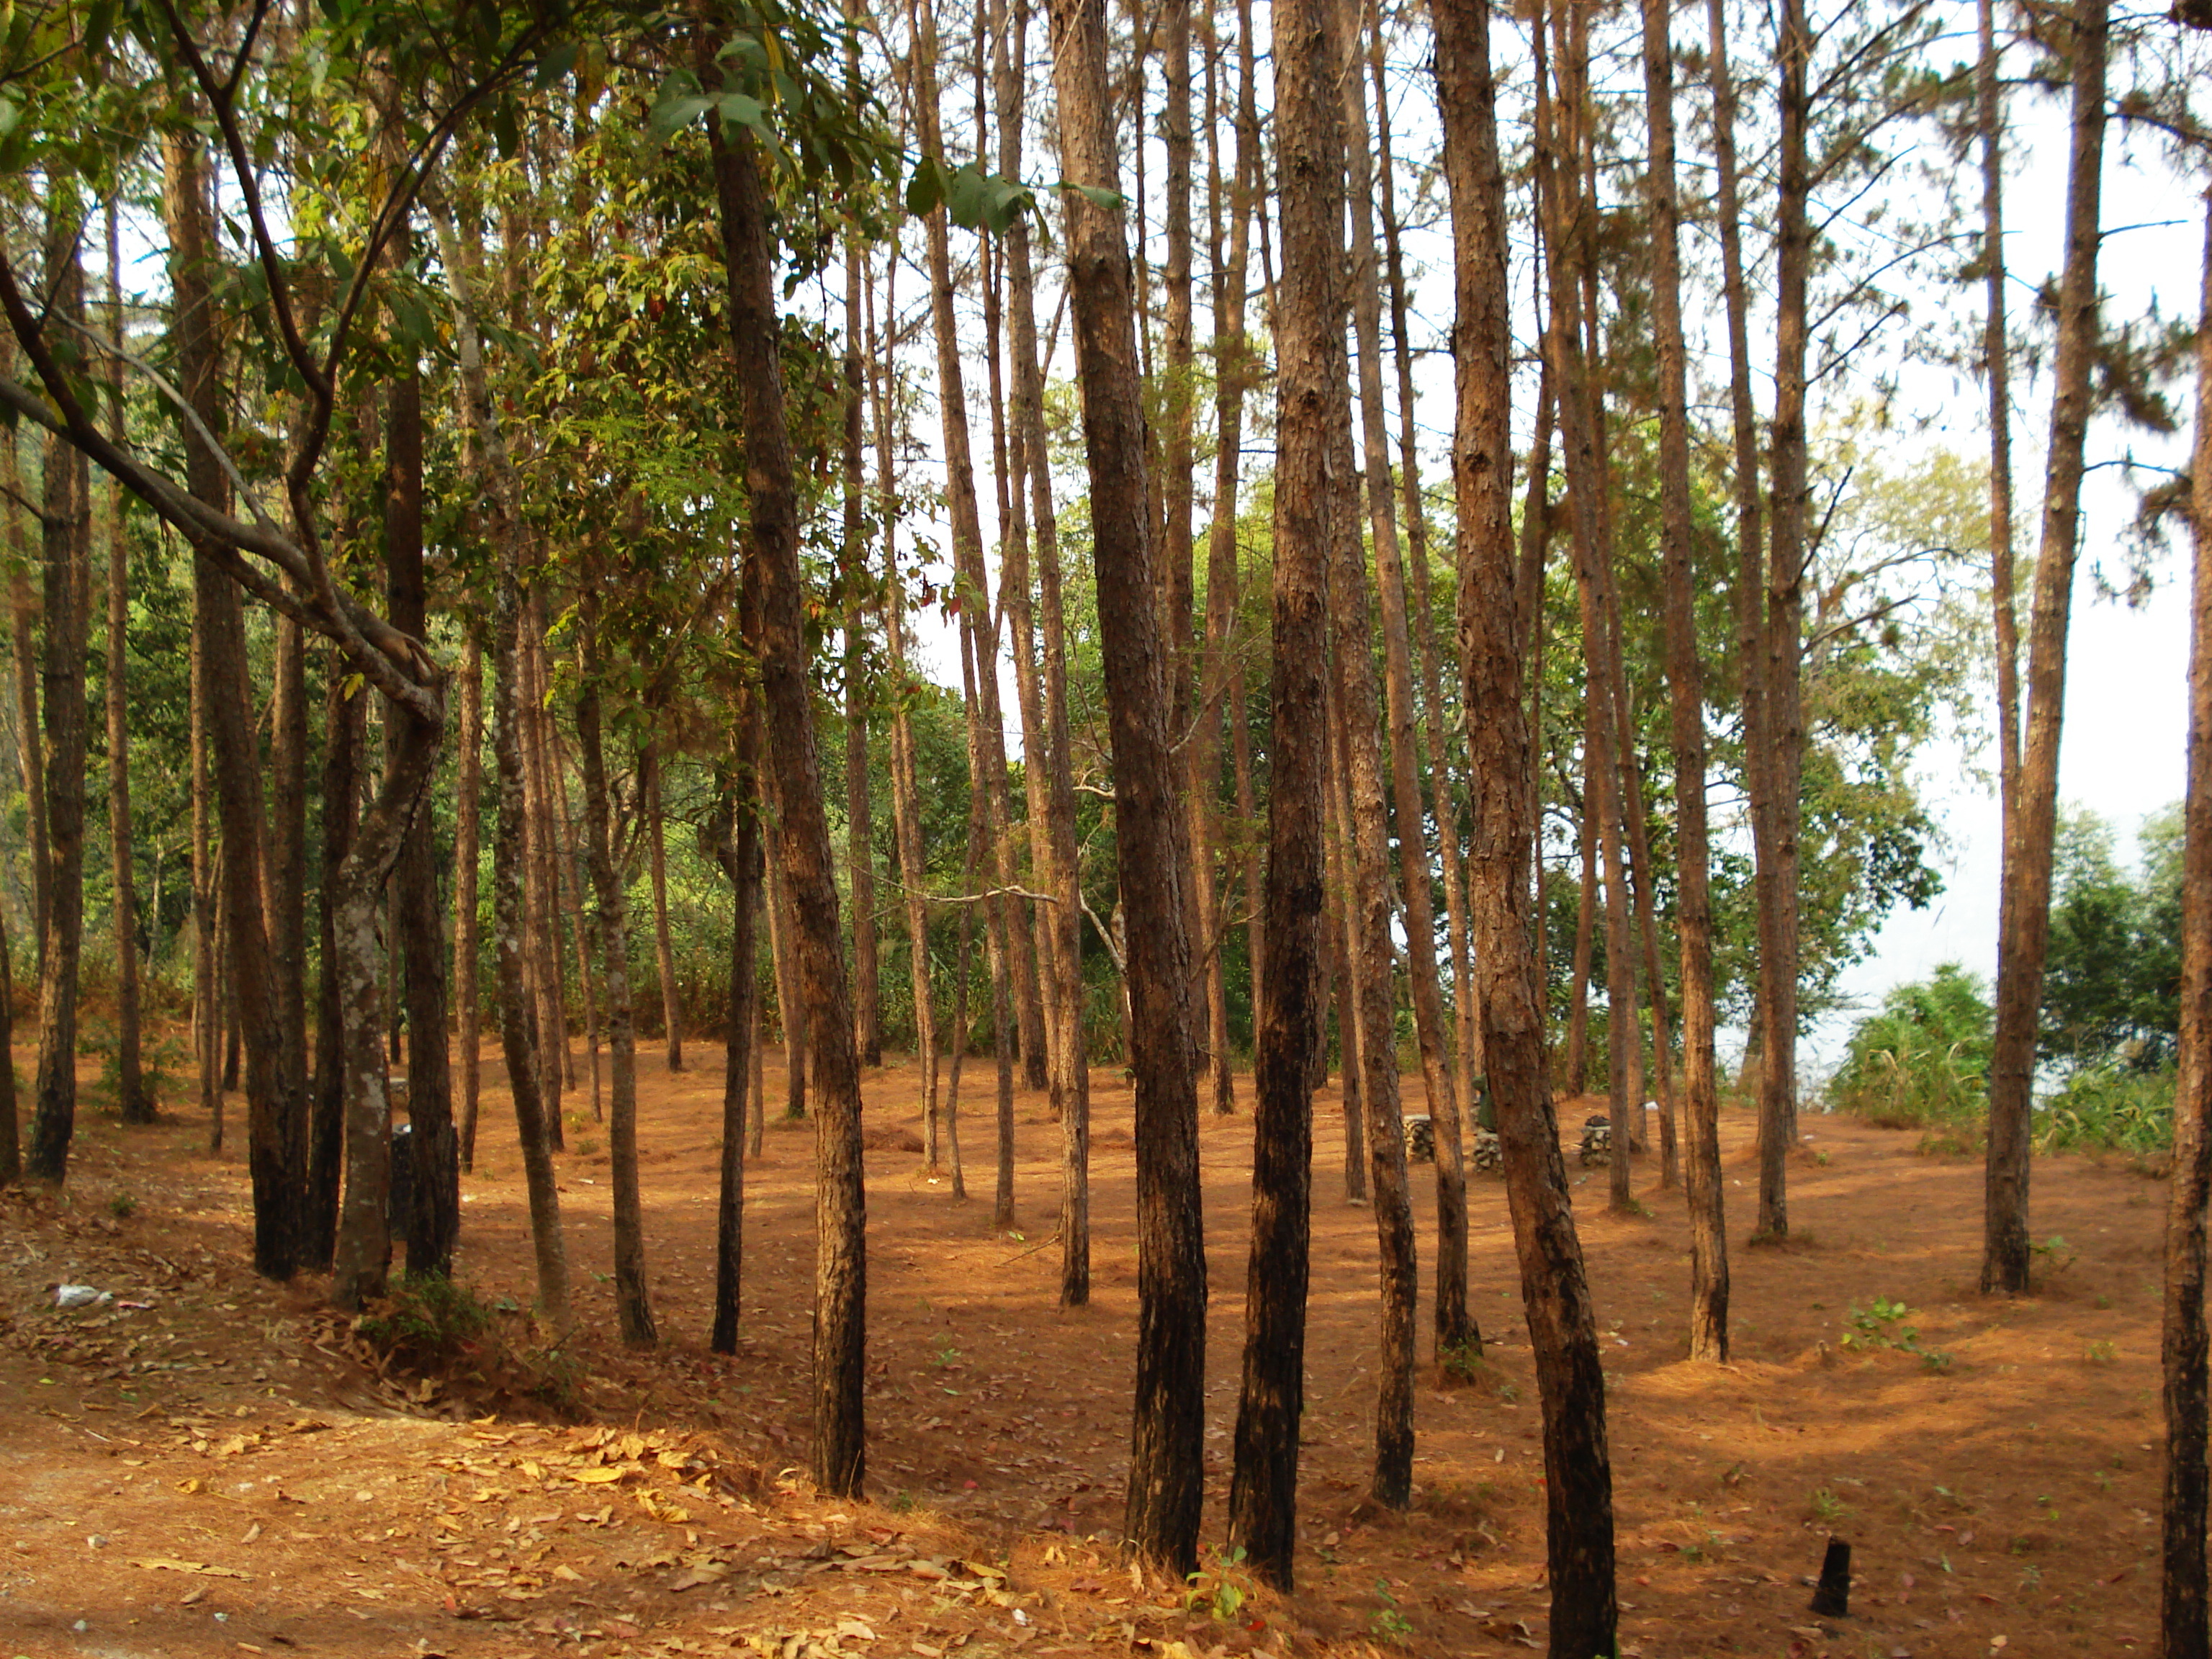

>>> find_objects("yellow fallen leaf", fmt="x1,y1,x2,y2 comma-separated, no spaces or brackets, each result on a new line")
552,1564,583,1582
570,1467,624,1484
132,1558,253,1580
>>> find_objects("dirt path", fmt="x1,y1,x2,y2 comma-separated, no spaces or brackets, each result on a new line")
0,1042,2172,1657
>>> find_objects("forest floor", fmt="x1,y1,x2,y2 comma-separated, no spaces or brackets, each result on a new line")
0,1039,2178,1659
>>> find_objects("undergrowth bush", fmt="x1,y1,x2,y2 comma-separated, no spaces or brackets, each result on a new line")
2038,1061,2175,1157
1828,965,1992,1133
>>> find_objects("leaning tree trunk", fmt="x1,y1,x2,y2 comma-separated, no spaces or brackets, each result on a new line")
1225,0,1330,1578
1437,1,1617,1649
426,184,567,1323
706,90,870,1503
1047,0,1207,1574
1985,0,2108,1296
1642,0,1728,1360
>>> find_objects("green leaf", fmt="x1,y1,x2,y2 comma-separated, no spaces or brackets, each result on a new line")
1059,181,1125,212
533,41,578,91
491,96,520,161
946,163,986,230
648,89,714,144
904,158,943,217
716,91,765,135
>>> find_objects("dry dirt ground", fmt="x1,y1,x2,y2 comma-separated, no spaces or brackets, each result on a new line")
0,1039,2180,1659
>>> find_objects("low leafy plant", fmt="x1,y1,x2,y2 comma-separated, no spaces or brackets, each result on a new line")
1839,1298,1953,1372
356,1273,495,1369
1368,1578,1413,1646
1184,1545,1255,1624
107,1192,137,1219
2038,1061,2175,1157
1829,966,1992,1134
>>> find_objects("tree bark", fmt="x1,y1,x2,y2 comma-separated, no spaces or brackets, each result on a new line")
24,198,89,1190
102,200,151,1126
707,95,869,1502
1755,0,1816,1236
578,608,657,1347
427,182,567,1323
841,220,881,1072
1979,0,2021,837
1642,0,1728,1359
1225,0,1331,1575
309,655,361,1267
455,637,485,1169
709,622,765,1353
765,809,807,1118
1046,0,1206,1572
1344,3,1472,1357
1986,0,2108,1295
1435,1,1617,1646
645,745,685,1071
2161,185,2212,1659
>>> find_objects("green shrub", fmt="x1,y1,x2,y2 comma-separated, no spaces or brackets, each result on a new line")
2038,1060,2174,1156
1828,965,1992,1131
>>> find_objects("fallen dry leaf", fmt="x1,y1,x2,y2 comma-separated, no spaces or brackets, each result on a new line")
132,1557,253,1580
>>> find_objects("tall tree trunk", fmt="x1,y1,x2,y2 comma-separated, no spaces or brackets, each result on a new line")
1563,790,1596,1092
644,745,685,1071
1434,1,1617,1647
309,655,360,1266
1047,0,1206,1573
2161,186,2212,1659
577,608,657,1347
384,243,458,1281
993,0,1093,1290
1344,4,1471,1357
8,469,47,970
1190,0,1252,1123
455,637,484,1169
192,587,219,1148
1327,694,1367,1200
1985,0,2108,1295
1979,0,2021,835
158,134,307,1273
522,611,570,1126
1755,0,1816,1236
912,0,1025,1172
1375,34,1478,1150
1226,0,1331,1575
102,199,150,1126
1705,0,1770,1129
550,728,605,1124
765,810,807,1118
709,613,765,1353
706,91,869,1502
24,198,88,1189
842,220,881,1072
426,183,567,1322
1540,3,1636,1214
1642,0,1727,1358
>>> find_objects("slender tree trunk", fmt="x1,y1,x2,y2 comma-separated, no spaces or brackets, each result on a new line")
577,607,656,1347
1375,35,1478,1147
707,91,870,1502
455,637,484,1169
2161,186,2212,1659
0,853,16,1184
309,655,360,1266
1344,7,1470,1356
1705,0,1771,1137
549,728,605,1124
1979,0,2021,837
644,745,685,1071
1047,0,1206,1572
1327,696,1367,1200
159,135,308,1274
1986,0,2108,1295
842,222,881,1073
384,251,459,1281
25,199,88,1190
1435,1,1617,1646
427,184,567,1322
192,590,219,1148
1754,0,1816,1236
1539,7,1635,1214
710,624,765,1353
522,612,570,1126
1642,0,1727,1358
9,492,46,971
765,811,807,1118
102,201,150,1126
1563,788,1596,1092
1225,0,1331,1575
